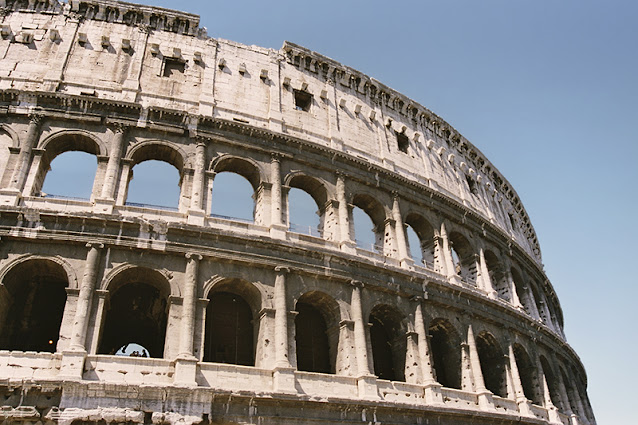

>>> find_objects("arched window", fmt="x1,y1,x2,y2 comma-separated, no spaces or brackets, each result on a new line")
41,151,98,200
204,292,254,366
484,250,510,300
352,194,385,253
286,175,328,238
369,305,404,382
511,268,534,315
0,259,68,352
210,172,255,222
294,291,339,374
404,213,435,268
559,366,579,415
127,160,181,209
530,284,549,324
99,268,170,358
540,355,564,410
475,332,507,397
428,319,461,389
448,232,477,284
513,344,541,404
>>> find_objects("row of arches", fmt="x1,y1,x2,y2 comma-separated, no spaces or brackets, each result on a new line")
2,126,562,334
0,256,590,421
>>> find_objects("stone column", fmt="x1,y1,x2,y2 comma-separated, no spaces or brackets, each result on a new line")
21,148,44,197
175,253,201,386
413,297,443,404
337,173,355,252
467,324,494,410
69,242,104,351
115,159,133,206
187,141,207,225
507,343,533,416
350,280,378,399
100,124,127,200
433,234,447,275
478,248,497,299
8,114,42,193
270,154,286,238
392,194,411,265
273,266,295,393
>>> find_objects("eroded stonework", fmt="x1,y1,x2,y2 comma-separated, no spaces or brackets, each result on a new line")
0,1,594,424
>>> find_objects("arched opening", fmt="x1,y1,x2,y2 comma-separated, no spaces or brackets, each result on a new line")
126,160,181,209
513,343,541,404
483,250,510,300
559,366,579,415
35,133,102,198
404,213,435,268
98,267,170,358
0,129,14,187
211,172,255,222
204,292,253,366
294,291,340,374
41,151,98,200
530,284,549,324
476,332,507,397
428,319,461,389
540,356,564,410
448,232,477,284
204,278,261,366
369,304,405,382
0,259,68,352
511,268,534,315
287,175,328,238
352,194,385,253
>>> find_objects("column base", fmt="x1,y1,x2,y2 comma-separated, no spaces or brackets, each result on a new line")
0,188,21,206
548,406,563,425
59,350,87,381
187,208,206,226
476,389,495,411
273,367,297,394
357,375,380,400
174,356,198,387
93,197,115,215
516,398,534,417
422,381,444,405
569,413,581,425
340,240,357,254
269,224,288,240
399,257,415,270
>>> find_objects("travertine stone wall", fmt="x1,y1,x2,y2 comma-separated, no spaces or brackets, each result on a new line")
0,2,594,425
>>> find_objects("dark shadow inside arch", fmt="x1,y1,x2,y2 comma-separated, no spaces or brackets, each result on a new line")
204,291,254,366
511,268,534,315
484,250,510,300
513,343,541,404
294,291,339,374
98,268,170,358
0,259,68,352
476,332,507,397
428,318,461,389
369,304,405,382
448,232,477,284
540,355,564,410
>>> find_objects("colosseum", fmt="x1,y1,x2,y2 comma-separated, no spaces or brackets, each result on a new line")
0,1,595,424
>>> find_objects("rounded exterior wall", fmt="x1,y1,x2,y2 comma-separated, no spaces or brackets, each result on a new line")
0,1,594,425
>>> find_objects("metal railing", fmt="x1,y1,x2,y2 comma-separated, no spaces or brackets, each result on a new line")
288,223,322,238
210,213,254,223
125,202,179,212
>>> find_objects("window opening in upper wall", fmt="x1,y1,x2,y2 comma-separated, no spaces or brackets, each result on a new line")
396,130,409,153
508,213,516,230
162,57,185,77
466,175,477,195
294,90,312,112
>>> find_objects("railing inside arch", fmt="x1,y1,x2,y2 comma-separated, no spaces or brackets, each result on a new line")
210,213,254,223
42,193,91,202
355,240,384,254
288,223,322,238
125,202,179,212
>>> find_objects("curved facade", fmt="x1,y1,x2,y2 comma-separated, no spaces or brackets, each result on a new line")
0,1,595,425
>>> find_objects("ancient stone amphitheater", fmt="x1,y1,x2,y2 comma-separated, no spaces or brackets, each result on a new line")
0,1,595,424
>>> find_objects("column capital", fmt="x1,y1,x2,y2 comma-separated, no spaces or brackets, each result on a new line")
270,152,282,162
85,242,104,250
274,265,290,274
391,190,400,200
349,279,364,288
185,252,203,261
28,112,44,125
108,121,128,133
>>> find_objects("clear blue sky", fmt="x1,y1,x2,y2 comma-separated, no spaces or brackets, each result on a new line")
45,1,637,423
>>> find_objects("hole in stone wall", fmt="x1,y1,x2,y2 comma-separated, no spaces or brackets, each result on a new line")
162,57,185,77
466,175,477,195
396,130,409,153
294,89,312,112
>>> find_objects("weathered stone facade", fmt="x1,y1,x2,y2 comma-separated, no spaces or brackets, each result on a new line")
0,1,595,424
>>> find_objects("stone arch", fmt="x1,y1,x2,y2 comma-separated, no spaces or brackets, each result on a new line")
513,343,541,404
351,192,388,252
511,267,534,315
98,265,172,358
475,331,507,397
0,254,79,290
294,291,341,374
285,172,329,236
539,355,564,410
483,250,510,300
202,275,266,312
0,124,21,149
529,283,549,324
100,263,180,297
210,154,264,191
127,140,187,170
0,257,70,352
448,231,477,284
368,303,406,382
34,130,106,196
203,277,264,366
428,318,462,389
559,364,579,415
404,212,435,267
